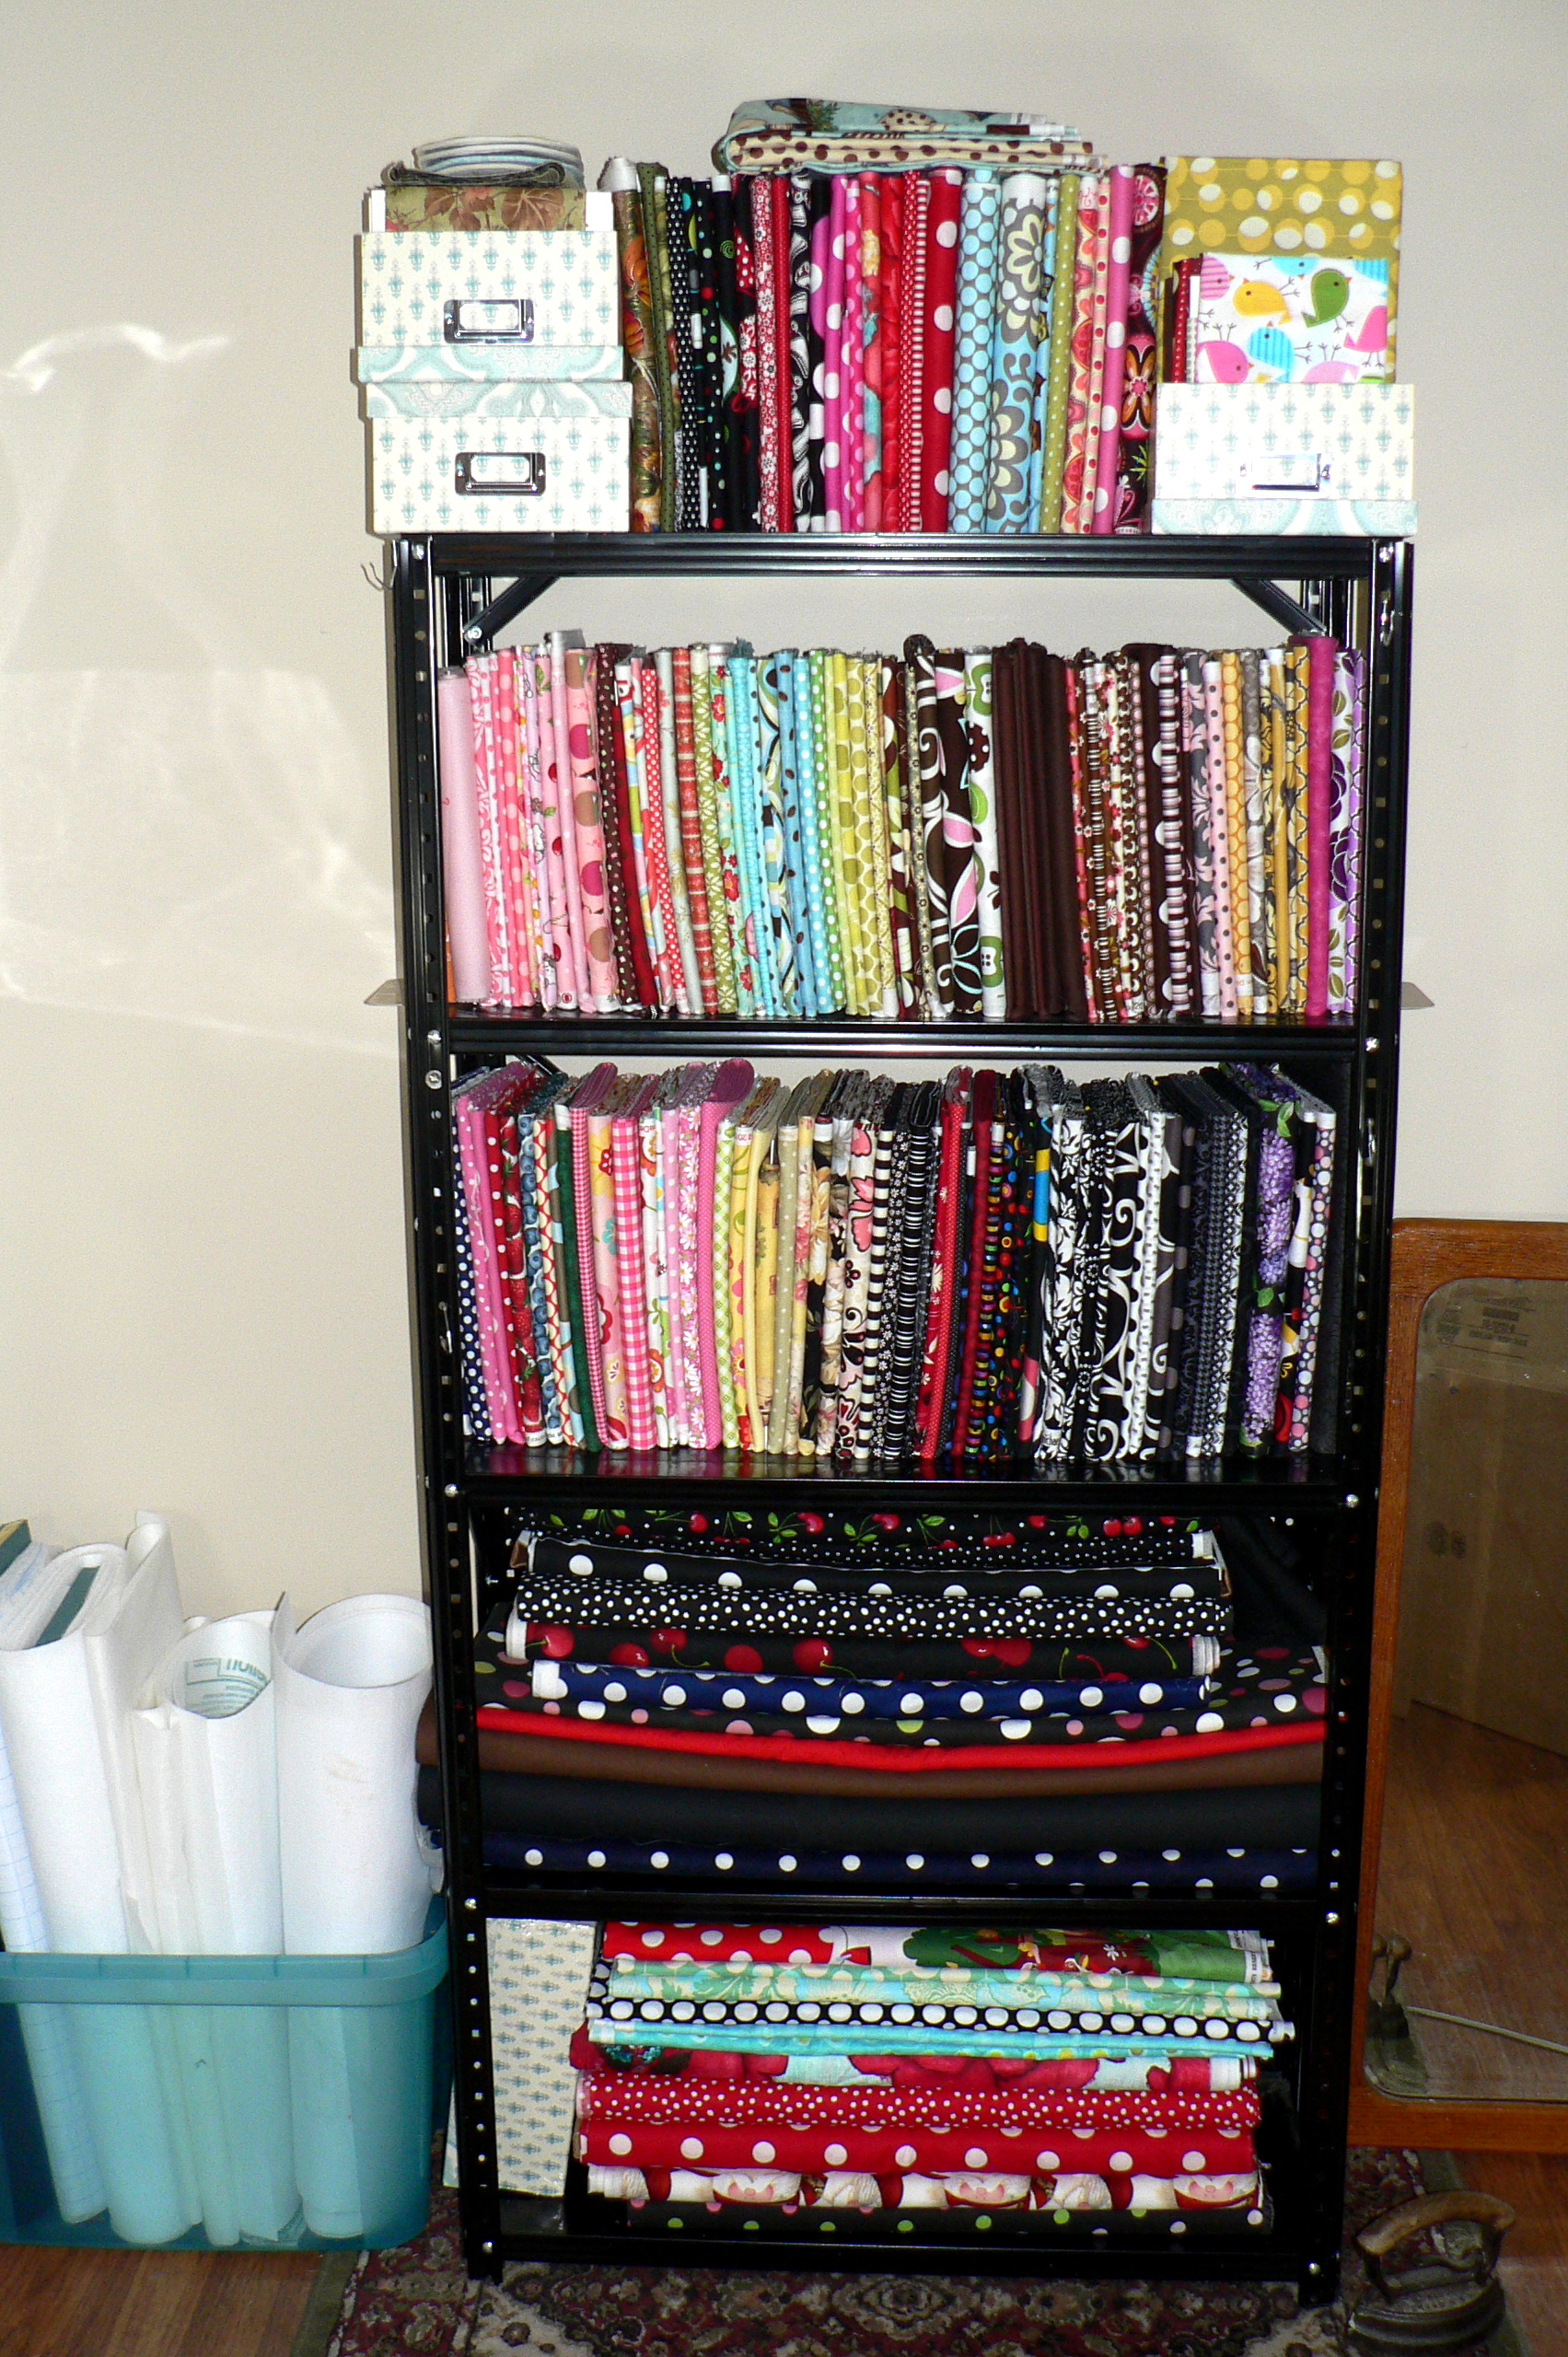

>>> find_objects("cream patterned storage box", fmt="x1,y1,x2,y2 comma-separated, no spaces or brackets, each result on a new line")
1151,382,1415,535
367,391,632,533
357,228,619,352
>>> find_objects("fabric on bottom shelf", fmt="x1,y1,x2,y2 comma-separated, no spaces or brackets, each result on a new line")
597,1924,1272,1977
420,1761,1320,1854
581,2121,1258,2180
578,2046,1253,2093
578,2075,1260,2137
439,1917,597,2199
586,2164,1260,2213
586,2003,1279,2061
571,1907,1280,2240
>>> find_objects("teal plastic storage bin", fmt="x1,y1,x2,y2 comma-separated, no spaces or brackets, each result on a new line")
0,1914,447,2251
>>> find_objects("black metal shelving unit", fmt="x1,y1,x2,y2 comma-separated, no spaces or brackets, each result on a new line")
388,531,1411,2298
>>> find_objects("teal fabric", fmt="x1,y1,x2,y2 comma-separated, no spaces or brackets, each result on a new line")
587,2023,1278,2061
752,659,799,1014
947,170,1003,533
600,1967,1274,2020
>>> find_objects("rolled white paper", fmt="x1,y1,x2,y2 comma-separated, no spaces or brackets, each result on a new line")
0,1517,194,2243
132,1608,283,1956
273,1593,435,1956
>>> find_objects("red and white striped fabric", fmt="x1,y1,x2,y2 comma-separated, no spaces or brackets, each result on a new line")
610,1090,658,1451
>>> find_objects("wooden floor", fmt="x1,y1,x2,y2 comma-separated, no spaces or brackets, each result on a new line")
1372,1701,1568,2102
0,2245,320,2357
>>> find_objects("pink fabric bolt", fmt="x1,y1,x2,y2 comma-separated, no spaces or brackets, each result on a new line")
1306,636,1336,1021
436,670,492,1004
695,1060,756,1446
548,635,594,1008
822,176,849,533
564,646,616,1008
1090,166,1136,536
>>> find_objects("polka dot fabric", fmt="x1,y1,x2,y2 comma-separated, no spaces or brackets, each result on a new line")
1159,157,1402,370
515,1502,1208,1571
947,170,1002,531
571,1890,1282,2235
530,1658,1212,1722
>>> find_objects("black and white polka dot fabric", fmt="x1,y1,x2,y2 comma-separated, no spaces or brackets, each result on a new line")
480,1829,1316,1895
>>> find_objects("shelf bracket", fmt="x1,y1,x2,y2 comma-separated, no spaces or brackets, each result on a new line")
462,572,563,650
1231,575,1318,636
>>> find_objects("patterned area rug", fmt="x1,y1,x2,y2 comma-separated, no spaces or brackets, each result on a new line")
314,2150,1507,2357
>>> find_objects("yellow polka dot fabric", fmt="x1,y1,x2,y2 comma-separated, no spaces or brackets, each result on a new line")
1160,157,1402,370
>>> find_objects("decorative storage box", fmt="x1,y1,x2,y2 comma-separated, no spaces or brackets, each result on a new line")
355,342,627,386
367,383,633,534
1151,382,1415,536
0,1915,447,2251
357,226,618,354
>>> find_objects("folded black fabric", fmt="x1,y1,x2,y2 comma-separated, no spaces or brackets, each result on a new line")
1218,1518,1328,1648
491,1608,1214,1685
469,1832,1317,1896
509,1507,1209,1572
507,1550,1228,1651
495,1644,1323,1750
421,1765,1321,1855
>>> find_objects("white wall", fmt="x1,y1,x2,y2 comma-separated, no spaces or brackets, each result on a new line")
2,0,1563,1614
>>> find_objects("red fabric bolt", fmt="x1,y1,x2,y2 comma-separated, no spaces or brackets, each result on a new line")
477,1700,1322,1776
919,169,964,530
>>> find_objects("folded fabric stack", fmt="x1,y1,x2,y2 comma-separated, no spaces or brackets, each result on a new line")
377,134,589,231
411,1507,1324,1894
573,1919,1282,2231
442,630,1362,1021
480,1521,1324,1789
451,1059,1338,1462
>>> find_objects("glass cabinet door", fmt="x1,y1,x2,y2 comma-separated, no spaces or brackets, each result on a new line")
1365,1277,1568,2103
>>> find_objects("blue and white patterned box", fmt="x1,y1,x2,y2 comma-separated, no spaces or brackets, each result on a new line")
368,409,630,533
357,229,620,351
1154,382,1415,526
361,378,633,424
355,342,626,385
1151,496,1417,537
